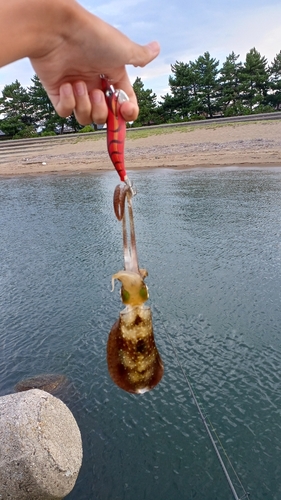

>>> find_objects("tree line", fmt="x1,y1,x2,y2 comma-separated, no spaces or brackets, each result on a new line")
0,47,281,139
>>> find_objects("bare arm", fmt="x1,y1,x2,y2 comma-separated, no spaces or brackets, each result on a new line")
0,0,160,124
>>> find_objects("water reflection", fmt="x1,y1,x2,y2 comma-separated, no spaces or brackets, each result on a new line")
0,168,281,499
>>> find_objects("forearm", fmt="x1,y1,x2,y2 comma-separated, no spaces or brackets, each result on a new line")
0,0,76,67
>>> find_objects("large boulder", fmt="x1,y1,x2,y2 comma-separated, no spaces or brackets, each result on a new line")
0,389,82,499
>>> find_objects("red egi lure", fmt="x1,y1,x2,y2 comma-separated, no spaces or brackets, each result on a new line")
101,75,164,394
101,76,134,193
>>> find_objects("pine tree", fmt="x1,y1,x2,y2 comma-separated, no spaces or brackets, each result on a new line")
28,75,56,130
0,80,34,137
158,93,178,122
239,48,270,112
268,51,281,110
193,52,220,117
167,61,197,119
132,77,158,126
218,52,242,116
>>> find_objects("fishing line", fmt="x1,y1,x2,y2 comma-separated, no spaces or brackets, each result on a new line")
158,312,250,500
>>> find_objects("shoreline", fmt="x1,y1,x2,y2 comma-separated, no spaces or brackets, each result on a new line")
1,163,281,180
0,120,280,177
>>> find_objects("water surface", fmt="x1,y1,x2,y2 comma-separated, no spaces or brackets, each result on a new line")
1,167,281,499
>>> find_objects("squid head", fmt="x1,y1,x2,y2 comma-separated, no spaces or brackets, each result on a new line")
112,270,149,307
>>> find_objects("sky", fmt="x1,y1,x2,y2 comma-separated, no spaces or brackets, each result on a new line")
1,0,281,100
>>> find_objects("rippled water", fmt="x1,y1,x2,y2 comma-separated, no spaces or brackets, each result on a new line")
1,167,281,500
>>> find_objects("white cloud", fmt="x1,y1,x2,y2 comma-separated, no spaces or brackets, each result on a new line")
160,3,281,71
227,6,281,63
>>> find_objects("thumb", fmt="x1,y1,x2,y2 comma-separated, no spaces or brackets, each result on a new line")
128,41,160,68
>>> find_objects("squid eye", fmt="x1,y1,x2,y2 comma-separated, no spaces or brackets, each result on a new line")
139,285,148,301
121,288,130,303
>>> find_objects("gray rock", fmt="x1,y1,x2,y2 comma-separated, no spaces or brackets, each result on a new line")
0,389,82,500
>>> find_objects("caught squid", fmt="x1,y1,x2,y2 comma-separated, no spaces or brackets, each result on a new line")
107,185,164,394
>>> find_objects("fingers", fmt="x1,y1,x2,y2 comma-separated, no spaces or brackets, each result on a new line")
54,83,76,117
89,88,138,124
53,82,107,125
73,81,92,124
73,82,108,125
89,89,107,124
73,82,107,125
120,100,139,122
53,77,140,125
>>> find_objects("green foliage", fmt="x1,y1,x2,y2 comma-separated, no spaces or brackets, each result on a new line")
0,80,34,137
28,75,54,128
0,80,30,119
167,61,197,119
223,104,252,117
158,47,280,120
194,52,220,117
13,126,38,139
252,104,274,114
268,51,281,110
40,130,56,136
0,117,23,137
0,75,83,138
218,52,242,115
132,77,159,126
159,52,220,119
158,92,179,122
79,125,95,133
239,48,270,111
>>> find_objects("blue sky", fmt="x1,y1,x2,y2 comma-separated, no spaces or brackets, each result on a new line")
1,0,281,99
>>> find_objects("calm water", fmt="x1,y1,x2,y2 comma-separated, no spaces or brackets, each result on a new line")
1,167,281,500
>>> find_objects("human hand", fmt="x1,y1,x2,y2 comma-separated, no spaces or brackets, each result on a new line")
29,0,160,125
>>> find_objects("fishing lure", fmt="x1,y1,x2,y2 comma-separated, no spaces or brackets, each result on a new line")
101,76,134,192
107,185,164,394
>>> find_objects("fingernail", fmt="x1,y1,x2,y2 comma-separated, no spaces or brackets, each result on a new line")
74,82,85,96
61,83,72,97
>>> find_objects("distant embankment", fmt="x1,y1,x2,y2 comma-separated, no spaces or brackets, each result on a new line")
0,111,281,165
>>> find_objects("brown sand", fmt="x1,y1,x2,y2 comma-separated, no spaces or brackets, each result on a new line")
0,120,280,176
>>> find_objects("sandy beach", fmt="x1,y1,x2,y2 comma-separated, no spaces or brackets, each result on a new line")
0,120,280,176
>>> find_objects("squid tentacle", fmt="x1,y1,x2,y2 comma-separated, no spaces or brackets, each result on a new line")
113,184,139,275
